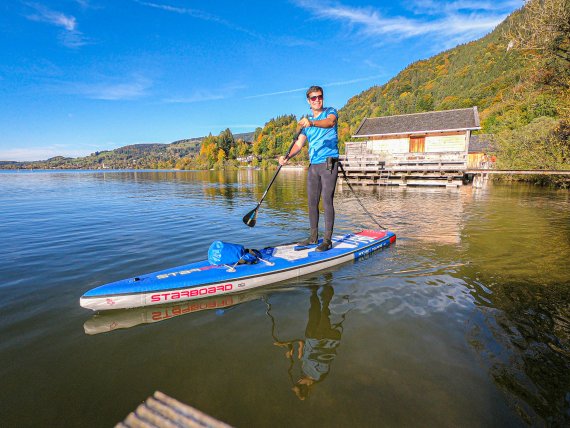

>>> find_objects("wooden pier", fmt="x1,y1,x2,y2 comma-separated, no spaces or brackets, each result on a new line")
339,141,570,187
339,151,468,187
117,391,232,428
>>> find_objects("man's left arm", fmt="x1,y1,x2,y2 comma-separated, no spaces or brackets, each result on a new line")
312,108,337,128
298,108,336,129
312,113,336,128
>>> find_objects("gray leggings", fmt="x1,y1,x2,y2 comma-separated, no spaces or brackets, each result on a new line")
307,162,338,232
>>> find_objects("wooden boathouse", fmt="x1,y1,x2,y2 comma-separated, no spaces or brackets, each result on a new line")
339,107,481,187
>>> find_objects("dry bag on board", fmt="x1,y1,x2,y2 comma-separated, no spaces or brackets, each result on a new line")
208,241,264,265
208,241,246,265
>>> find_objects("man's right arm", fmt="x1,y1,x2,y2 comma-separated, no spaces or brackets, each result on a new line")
279,134,307,165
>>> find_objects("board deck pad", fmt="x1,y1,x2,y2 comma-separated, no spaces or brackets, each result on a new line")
80,230,396,311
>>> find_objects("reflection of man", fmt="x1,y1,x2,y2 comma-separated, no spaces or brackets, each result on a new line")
274,285,343,400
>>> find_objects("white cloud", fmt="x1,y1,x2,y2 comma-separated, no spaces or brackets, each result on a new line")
245,74,386,99
163,92,226,104
164,84,246,104
62,76,153,100
327,74,387,87
274,36,317,48
409,0,522,15
292,0,515,46
244,86,307,100
135,1,258,38
74,0,92,8
136,1,325,47
26,4,76,31
25,2,88,48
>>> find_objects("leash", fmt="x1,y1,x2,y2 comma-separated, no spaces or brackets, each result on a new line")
337,160,387,230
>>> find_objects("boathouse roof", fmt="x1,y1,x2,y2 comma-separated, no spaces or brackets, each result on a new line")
353,107,480,138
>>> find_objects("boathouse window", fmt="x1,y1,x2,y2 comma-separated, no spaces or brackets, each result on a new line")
409,136,425,153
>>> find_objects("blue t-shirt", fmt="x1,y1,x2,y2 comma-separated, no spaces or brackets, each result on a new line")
301,107,339,164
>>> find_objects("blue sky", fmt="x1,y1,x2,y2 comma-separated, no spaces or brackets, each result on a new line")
0,0,522,161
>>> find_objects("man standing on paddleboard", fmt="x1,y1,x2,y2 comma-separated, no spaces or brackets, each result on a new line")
279,85,339,251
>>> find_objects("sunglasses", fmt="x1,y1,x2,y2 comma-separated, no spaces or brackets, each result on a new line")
308,95,323,101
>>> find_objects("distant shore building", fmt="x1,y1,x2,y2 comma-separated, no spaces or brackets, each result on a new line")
341,107,481,187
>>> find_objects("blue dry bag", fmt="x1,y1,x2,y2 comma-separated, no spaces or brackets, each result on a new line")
208,241,246,265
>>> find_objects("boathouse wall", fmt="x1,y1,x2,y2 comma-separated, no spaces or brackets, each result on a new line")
340,108,480,187
364,132,468,154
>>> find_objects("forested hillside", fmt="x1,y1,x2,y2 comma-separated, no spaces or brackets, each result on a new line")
338,15,529,134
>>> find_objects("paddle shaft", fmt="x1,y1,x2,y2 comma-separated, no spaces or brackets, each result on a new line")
252,130,301,209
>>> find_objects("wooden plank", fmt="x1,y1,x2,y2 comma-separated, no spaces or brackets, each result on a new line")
338,175,463,187
117,391,233,428
155,391,232,427
342,167,383,172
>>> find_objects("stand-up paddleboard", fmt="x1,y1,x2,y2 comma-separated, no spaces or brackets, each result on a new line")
80,230,396,311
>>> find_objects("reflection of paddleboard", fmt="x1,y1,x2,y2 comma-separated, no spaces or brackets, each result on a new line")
80,230,396,311
84,291,265,335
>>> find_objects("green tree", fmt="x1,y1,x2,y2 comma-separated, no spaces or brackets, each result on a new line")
218,128,235,155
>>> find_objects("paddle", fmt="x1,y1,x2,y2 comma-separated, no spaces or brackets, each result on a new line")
243,128,302,227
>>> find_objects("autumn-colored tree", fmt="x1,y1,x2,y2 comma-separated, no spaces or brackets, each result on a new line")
236,140,250,157
216,148,226,164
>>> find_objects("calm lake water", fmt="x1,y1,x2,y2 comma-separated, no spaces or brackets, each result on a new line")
0,169,569,427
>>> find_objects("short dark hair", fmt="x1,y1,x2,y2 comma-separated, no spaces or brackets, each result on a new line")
306,85,323,98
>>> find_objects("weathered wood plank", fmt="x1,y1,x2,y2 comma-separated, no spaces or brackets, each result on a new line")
117,391,233,428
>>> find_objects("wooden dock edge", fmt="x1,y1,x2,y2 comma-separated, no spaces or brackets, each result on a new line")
116,391,233,428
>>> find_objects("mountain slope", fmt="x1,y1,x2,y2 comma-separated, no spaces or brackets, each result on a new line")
338,8,531,136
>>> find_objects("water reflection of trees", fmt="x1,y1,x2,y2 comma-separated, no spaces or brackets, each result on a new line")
465,279,570,425
459,186,570,425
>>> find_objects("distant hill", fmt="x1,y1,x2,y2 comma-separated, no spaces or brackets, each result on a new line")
1,131,255,170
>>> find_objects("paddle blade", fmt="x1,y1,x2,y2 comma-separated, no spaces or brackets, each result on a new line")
243,208,258,227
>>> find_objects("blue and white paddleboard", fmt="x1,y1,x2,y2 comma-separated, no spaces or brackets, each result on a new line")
80,230,396,311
